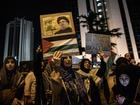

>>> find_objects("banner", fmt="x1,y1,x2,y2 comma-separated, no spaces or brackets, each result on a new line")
85,33,111,55
40,12,79,59
42,38,79,58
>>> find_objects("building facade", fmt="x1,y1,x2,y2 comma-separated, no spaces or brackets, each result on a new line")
3,18,34,64
77,0,140,62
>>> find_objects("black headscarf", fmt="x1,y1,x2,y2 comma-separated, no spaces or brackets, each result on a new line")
60,56,75,81
115,57,136,104
80,58,91,73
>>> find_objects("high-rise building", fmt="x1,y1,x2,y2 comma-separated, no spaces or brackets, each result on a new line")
3,18,34,64
121,0,140,59
77,0,140,62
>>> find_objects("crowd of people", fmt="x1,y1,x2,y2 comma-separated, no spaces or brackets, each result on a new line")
0,50,140,105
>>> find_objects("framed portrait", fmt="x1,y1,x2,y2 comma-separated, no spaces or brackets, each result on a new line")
40,12,76,38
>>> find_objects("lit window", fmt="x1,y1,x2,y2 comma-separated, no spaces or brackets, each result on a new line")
99,15,102,18
98,9,102,12
97,3,102,6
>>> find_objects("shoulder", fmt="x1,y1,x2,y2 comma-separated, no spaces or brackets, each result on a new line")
76,69,92,78
25,72,36,81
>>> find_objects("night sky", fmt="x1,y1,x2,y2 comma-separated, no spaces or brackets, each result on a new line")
0,0,79,67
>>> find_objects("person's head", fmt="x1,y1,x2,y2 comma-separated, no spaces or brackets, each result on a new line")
119,74,130,87
57,16,70,30
130,58,136,65
124,53,131,61
115,57,129,75
116,57,129,66
80,58,91,73
4,56,17,71
61,56,72,69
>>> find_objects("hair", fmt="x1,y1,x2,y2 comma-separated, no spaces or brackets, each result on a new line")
4,56,17,68
80,58,91,73
116,57,129,66
0,56,18,86
57,16,69,24
115,57,130,74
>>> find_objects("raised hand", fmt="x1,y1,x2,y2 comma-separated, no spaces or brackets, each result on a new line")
52,51,63,66
52,51,63,61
